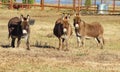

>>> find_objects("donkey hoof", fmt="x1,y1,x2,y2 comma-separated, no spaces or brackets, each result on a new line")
27,48,30,50
64,49,69,51
56,48,60,50
100,47,103,49
12,46,15,48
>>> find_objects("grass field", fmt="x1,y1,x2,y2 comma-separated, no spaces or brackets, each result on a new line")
0,8,120,72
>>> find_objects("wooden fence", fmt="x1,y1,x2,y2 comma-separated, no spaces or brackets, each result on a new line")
0,0,120,14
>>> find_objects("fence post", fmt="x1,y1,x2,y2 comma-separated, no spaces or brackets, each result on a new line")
94,0,97,13
73,0,76,11
58,0,60,11
113,0,115,12
41,0,44,10
94,0,96,5
78,0,81,11
10,0,13,9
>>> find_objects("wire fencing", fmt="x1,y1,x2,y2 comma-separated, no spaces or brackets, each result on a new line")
0,0,120,15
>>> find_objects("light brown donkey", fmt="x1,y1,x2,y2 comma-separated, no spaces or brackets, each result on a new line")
73,13,104,49
53,13,72,51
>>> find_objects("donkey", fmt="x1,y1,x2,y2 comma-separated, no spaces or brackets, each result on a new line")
8,15,30,50
53,13,72,51
73,13,104,49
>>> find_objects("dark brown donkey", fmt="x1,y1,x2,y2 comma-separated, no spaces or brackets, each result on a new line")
73,13,104,49
53,13,72,51
8,15,30,50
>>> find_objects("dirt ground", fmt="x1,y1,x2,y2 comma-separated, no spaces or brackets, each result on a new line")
0,8,120,72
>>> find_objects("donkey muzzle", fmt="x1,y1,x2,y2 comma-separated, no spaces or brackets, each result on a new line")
23,30,27,34
63,28,67,33
22,29,28,36
75,24,79,29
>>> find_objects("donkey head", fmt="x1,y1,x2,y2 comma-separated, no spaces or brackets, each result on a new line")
62,13,70,33
73,12,81,29
20,15,30,35
62,13,71,34
62,13,70,21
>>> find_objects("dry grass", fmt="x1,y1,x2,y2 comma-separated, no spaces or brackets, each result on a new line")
0,8,120,72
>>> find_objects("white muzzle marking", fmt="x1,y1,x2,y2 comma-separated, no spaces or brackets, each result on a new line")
23,30,27,34
61,28,67,39
75,24,79,29
22,30,28,39
63,28,67,33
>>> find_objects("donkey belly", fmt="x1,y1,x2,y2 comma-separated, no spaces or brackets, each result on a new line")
85,31,99,38
11,28,23,37
53,23,64,38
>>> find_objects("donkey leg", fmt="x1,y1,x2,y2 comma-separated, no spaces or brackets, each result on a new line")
26,40,30,50
62,38,65,50
58,38,60,50
66,39,69,51
97,36,104,49
58,38,62,50
11,37,16,48
100,37,104,49
95,37,100,47
81,37,85,48
77,36,81,47
25,35,30,50
17,37,21,48
64,38,69,51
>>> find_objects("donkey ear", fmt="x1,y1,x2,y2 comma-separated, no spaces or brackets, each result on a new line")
62,13,65,17
74,10,80,16
27,15,29,17
27,15,30,22
21,14,23,17
20,14,24,21
74,12,77,16
74,10,78,16
62,13,65,20
67,13,71,17
81,20,85,26
67,13,71,20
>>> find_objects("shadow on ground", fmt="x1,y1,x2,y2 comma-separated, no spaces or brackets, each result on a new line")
30,41,55,49
0,44,11,48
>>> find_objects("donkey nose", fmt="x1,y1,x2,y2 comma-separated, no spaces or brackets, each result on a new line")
23,30,27,34
75,24,79,29
63,28,67,33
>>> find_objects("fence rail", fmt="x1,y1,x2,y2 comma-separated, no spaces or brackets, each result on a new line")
0,0,120,14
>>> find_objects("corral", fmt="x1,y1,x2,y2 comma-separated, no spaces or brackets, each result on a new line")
0,8,120,72
0,0,120,14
